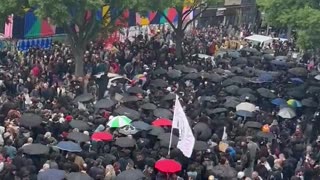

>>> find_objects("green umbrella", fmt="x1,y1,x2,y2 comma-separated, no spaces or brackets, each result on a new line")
107,116,132,128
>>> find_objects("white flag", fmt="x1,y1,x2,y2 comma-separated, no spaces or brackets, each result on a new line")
222,126,228,141
172,95,195,158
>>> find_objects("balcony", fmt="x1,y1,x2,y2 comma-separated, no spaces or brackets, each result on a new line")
224,0,242,6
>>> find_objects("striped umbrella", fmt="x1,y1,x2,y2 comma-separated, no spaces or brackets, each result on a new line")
107,116,132,128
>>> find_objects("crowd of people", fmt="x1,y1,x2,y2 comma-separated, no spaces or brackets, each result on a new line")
0,25,318,180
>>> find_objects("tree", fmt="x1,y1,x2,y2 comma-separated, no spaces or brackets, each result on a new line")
143,0,221,59
257,0,320,51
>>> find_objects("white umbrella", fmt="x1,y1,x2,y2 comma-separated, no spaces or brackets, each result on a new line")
278,107,296,119
236,102,256,112
314,74,320,80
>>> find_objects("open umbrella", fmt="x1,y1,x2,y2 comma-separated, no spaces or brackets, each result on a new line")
263,54,274,60
199,96,218,103
236,102,256,112
141,103,157,110
227,51,240,58
67,132,90,142
271,59,287,66
241,47,259,53
38,169,65,180
203,73,223,83
127,86,144,94
194,141,209,151
69,120,90,131
301,98,318,108
150,79,168,88
240,93,257,102
184,73,201,80
224,85,239,95
66,172,92,180
153,108,172,119
181,67,198,73
74,93,94,103
119,125,139,135
210,165,237,179
132,121,152,131
287,99,302,108
167,69,182,78
162,93,176,101
256,131,275,140
288,67,308,77
206,108,228,115
155,159,182,173
153,68,167,75
290,78,304,84
120,95,140,103
271,98,287,106
244,121,262,129
152,118,172,127
257,73,273,82
20,113,43,127
148,127,165,136
315,74,320,81
116,169,145,180
115,137,136,148
22,144,49,155
107,116,132,128
94,99,116,109
114,106,140,120
237,88,255,95
91,132,113,141
224,99,240,109
257,88,276,99
56,141,82,152
278,107,296,119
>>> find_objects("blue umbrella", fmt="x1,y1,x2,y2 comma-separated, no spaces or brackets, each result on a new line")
271,98,286,106
56,141,82,152
257,73,273,83
290,78,304,84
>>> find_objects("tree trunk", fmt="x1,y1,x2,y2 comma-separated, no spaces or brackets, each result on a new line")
175,30,184,60
74,48,85,77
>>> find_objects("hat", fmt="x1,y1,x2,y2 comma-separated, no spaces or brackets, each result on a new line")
65,115,73,122
237,171,245,179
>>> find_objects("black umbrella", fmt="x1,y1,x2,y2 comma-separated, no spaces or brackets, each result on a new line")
116,169,145,180
159,133,178,147
199,96,218,103
94,99,116,109
203,73,224,83
132,121,152,131
150,79,168,88
307,86,320,95
237,88,255,95
127,86,144,94
115,137,136,148
224,85,239,95
162,93,176,101
67,132,90,142
288,67,308,77
256,131,275,140
154,108,173,119
240,93,257,102
22,144,49,155
66,172,92,180
210,165,237,179
206,108,228,115
257,88,276,99
224,99,240,109
182,67,198,73
120,95,140,103
263,54,274,60
74,93,94,103
244,121,262,129
174,65,186,71
141,103,157,110
114,106,140,120
287,90,305,99
236,110,253,117
230,67,243,74
167,69,182,78
194,141,209,151
148,127,165,136
153,68,167,75
241,47,259,53
234,57,248,65
184,73,201,80
301,98,318,108
20,113,43,127
69,120,90,130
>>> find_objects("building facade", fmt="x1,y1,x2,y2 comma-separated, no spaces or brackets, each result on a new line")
197,0,257,27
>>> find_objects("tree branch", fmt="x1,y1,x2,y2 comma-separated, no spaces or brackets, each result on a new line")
160,11,177,31
182,5,208,31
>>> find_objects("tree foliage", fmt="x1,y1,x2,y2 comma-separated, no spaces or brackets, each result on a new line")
257,0,320,50
141,0,222,58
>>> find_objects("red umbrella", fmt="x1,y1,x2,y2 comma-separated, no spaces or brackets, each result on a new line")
155,159,181,173
91,132,113,141
152,118,172,127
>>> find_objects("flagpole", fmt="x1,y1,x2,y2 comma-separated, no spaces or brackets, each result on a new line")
168,124,174,156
